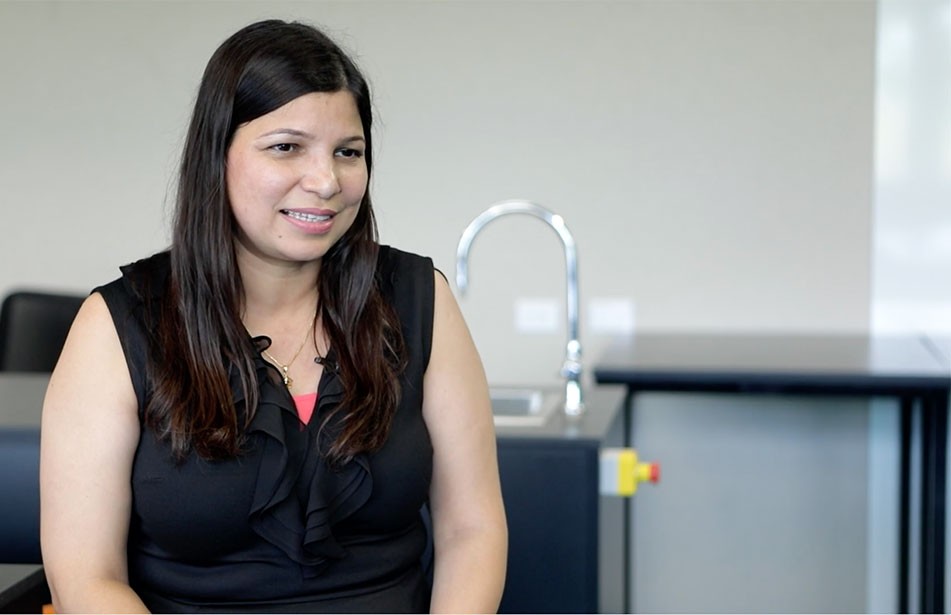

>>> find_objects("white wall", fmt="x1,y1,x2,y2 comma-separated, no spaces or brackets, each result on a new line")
0,0,875,388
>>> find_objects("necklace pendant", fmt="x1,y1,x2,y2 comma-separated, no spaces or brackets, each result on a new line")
281,366,292,389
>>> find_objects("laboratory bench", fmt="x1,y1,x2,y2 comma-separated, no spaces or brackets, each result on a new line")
594,332,950,614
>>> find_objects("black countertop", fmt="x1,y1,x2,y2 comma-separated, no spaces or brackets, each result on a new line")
594,332,951,395
0,564,45,612
0,373,628,442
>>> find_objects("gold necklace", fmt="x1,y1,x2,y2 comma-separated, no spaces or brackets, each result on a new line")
261,313,316,389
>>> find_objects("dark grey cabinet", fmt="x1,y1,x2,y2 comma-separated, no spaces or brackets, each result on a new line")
496,386,627,614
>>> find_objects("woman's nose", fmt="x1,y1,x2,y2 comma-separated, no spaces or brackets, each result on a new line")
300,158,341,199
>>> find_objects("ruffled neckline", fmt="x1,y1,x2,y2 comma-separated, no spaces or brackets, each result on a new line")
232,336,373,576
119,252,375,574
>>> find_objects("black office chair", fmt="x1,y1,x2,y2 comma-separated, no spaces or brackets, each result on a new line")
0,291,84,565
0,290,85,372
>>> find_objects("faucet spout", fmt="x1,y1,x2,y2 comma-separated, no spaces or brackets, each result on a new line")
456,200,584,416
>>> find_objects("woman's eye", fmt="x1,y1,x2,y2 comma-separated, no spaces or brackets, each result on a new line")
270,143,297,153
336,148,364,159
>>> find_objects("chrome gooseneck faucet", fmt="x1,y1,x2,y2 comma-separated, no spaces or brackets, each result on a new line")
456,200,584,417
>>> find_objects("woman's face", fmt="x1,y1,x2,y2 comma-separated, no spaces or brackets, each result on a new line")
226,90,367,270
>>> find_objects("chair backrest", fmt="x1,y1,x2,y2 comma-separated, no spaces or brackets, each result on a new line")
0,291,85,372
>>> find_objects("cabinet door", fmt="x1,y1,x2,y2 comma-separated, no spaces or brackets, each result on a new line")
496,439,599,614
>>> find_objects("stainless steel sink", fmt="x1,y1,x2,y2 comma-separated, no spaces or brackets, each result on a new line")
490,387,562,427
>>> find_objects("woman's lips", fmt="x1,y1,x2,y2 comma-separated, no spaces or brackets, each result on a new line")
283,209,332,223
281,208,337,234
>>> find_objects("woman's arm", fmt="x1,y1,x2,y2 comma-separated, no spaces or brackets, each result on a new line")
40,293,149,613
423,273,508,614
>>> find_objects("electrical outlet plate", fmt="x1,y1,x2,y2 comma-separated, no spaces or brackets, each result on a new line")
514,298,560,333
588,298,636,334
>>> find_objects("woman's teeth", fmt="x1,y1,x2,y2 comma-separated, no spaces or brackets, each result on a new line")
284,210,331,222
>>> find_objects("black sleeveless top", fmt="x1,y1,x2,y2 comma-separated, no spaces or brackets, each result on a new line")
95,246,435,613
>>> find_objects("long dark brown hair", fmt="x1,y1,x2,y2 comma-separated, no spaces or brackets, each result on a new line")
147,20,404,463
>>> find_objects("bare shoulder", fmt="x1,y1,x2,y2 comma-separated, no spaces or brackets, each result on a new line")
428,270,478,372
431,268,456,313
424,270,491,426
430,269,469,333
43,291,138,432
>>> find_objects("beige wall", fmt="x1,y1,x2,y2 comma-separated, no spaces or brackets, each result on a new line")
0,0,875,387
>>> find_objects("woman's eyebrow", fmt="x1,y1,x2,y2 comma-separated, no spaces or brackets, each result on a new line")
258,128,313,139
256,129,365,144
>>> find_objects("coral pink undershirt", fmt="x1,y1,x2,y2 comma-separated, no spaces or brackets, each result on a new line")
292,392,318,425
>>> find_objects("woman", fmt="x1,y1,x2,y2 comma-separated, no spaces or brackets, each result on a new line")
40,19,506,613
